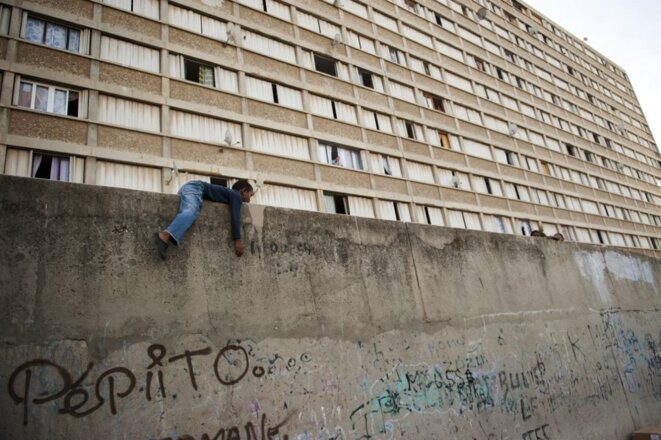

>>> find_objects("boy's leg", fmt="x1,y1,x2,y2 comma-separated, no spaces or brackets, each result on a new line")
162,181,204,246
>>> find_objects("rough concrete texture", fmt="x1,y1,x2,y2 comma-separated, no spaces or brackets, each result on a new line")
1,175,660,440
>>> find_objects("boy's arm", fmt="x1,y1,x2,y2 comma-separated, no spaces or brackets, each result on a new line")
229,192,244,256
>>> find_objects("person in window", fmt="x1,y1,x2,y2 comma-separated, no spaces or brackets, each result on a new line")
331,146,342,166
154,180,254,260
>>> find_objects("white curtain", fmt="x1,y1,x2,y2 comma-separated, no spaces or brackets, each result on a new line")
215,67,238,93
245,76,274,102
100,36,159,73
297,12,320,33
463,212,481,230
276,85,302,109
96,160,161,192
472,176,488,193
447,210,466,229
402,24,433,48
170,110,241,145
345,0,368,18
463,139,492,160
373,11,398,31
445,72,473,93
335,101,357,124
309,95,334,119
397,203,411,222
3,148,30,176
169,54,184,77
243,30,296,64
201,16,226,40
266,0,291,21
389,81,416,103
98,95,160,132
348,196,375,218
169,4,202,32
131,0,159,19
376,200,397,221
406,161,434,183
427,207,444,225
435,40,463,61
251,128,309,160
253,184,317,211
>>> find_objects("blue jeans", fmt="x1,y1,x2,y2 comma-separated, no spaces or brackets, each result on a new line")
165,181,205,246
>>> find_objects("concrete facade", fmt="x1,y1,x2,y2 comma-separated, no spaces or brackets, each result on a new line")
1,175,660,439
0,0,658,254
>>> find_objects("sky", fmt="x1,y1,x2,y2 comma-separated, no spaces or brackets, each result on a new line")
522,0,661,151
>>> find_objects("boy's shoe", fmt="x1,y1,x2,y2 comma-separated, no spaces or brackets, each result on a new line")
154,232,168,260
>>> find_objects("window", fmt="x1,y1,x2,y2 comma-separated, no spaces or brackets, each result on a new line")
30,152,71,181
324,193,349,215
414,205,444,226
169,55,238,93
297,11,340,38
363,109,392,133
14,79,83,117
184,58,215,86
423,92,445,112
358,69,374,88
22,14,87,54
3,148,84,183
101,0,159,19
370,153,402,177
347,30,376,54
96,160,162,192
309,94,357,124
253,184,317,212
170,110,240,144
387,45,402,64
100,36,160,73
168,4,226,39
252,128,309,160
234,0,291,20
314,53,337,76
245,76,302,109
438,130,450,149
318,143,363,170
244,31,297,64
376,200,411,222
0,5,9,34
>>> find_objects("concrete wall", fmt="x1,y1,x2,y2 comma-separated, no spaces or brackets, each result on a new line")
1,175,660,440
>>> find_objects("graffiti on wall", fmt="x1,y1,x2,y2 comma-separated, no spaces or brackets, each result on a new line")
4,312,661,440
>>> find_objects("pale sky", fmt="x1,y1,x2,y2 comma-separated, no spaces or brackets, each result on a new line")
522,0,661,153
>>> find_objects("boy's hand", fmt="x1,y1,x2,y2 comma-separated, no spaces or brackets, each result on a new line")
234,239,245,257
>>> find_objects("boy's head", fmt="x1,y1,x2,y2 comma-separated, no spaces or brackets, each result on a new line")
232,180,254,203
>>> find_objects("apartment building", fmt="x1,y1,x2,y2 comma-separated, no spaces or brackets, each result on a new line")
0,0,659,254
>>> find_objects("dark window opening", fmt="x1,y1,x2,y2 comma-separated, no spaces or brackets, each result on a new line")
393,203,401,221
434,13,443,26
566,144,577,157
485,178,493,195
67,91,79,117
405,121,415,139
184,58,215,86
358,69,374,88
596,230,606,244
331,101,338,119
32,153,69,181
210,177,228,187
333,194,348,214
271,83,279,104
314,54,337,76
